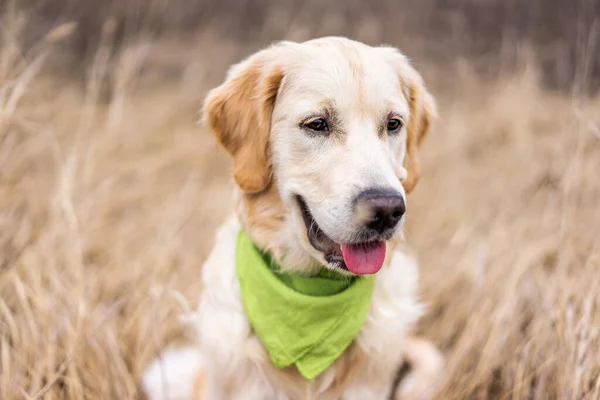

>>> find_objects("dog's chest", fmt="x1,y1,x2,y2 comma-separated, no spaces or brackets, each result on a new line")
196,218,422,399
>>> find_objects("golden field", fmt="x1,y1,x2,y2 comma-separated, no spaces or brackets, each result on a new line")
1,1,599,399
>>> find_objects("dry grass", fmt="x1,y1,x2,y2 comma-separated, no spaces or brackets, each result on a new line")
1,7,600,400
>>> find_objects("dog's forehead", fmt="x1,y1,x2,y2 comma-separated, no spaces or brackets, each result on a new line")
280,39,407,113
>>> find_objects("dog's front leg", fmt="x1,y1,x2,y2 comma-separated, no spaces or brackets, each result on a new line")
197,294,280,399
393,336,444,400
340,336,443,400
199,332,281,400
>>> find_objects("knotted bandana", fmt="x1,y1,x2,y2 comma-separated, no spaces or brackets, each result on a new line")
235,230,375,380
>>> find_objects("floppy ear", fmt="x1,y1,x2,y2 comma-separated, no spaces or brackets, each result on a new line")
402,74,436,194
203,45,286,194
383,49,437,194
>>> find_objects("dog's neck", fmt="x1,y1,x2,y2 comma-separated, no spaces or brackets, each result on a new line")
234,184,324,276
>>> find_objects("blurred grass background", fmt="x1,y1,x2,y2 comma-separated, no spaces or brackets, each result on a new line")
0,0,599,399
15,0,600,92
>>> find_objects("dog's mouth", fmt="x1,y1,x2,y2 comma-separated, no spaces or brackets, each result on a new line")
296,196,386,275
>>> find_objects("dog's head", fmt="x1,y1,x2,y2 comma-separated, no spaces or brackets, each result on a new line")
204,37,436,275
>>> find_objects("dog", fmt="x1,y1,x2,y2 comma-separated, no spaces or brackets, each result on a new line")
143,37,443,400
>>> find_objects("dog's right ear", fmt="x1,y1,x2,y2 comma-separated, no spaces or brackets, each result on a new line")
203,44,290,194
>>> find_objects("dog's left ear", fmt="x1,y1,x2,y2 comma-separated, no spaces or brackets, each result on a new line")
203,43,290,194
382,49,437,194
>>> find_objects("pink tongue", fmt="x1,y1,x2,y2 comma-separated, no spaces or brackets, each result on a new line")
341,242,386,275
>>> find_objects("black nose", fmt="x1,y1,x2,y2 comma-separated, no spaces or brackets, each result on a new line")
355,188,406,234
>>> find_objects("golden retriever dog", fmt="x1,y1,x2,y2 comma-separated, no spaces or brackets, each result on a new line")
143,37,443,400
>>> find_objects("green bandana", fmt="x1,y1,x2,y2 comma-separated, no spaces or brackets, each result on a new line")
235,230,375,380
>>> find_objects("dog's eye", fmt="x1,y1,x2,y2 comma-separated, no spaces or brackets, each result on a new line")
304,118,329,132
387,118,403,132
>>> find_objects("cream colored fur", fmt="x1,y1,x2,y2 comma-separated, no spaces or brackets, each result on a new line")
143,37,443,400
